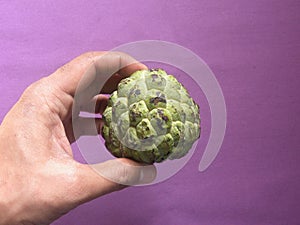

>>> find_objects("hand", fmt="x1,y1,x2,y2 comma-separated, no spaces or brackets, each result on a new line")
0,52,156,225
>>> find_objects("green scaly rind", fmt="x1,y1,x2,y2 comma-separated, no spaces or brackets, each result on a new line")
102,69,200,164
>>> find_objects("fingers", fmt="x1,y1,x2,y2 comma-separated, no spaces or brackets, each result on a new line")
80,94,109,114
100,62,149,94
51,51,147,98
100,73,124,94
50,51,147,120
75,158,157,203
70,117,103,141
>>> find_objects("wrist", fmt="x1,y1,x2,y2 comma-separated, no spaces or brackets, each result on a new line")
0,168,33,225
0,174,19,225
0,142,28,225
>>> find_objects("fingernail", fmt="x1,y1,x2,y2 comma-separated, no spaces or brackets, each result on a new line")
138,165,157,184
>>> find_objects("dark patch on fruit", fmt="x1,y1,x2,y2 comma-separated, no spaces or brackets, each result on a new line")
162,116,168,121
135,89,141,95
151,74,158,80
150,97,166,105
157,109,169,122
129,86,138,96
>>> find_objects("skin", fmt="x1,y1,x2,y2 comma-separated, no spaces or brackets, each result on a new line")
0,52,157,225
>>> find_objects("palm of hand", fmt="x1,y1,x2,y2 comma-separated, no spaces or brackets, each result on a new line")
0,52,155,225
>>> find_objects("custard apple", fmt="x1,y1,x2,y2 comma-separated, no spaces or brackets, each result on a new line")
102,69,200,164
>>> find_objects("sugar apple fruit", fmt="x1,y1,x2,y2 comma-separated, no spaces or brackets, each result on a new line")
102,69,201,164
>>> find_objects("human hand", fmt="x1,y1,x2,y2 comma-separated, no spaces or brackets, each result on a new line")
0,52,156,225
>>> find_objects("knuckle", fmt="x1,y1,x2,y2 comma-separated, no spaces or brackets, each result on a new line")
115,163,139,185
80,51,105,62
22,77,49,97
81,51,100,58
55,63,70,74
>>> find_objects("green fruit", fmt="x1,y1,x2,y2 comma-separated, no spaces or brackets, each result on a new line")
102,69,201,164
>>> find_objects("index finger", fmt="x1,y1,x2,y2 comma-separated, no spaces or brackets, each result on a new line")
50,51,147,97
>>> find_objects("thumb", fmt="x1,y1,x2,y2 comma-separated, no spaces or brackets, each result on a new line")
75,158,157,203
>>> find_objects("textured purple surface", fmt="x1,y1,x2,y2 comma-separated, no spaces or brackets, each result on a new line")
1,0,300,224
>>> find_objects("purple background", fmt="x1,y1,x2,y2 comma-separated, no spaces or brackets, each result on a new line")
1,0,299,224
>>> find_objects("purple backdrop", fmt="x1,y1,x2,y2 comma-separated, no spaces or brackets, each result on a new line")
1,0,299,224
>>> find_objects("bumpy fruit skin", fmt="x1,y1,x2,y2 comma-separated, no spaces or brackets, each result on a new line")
102,69,200,164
